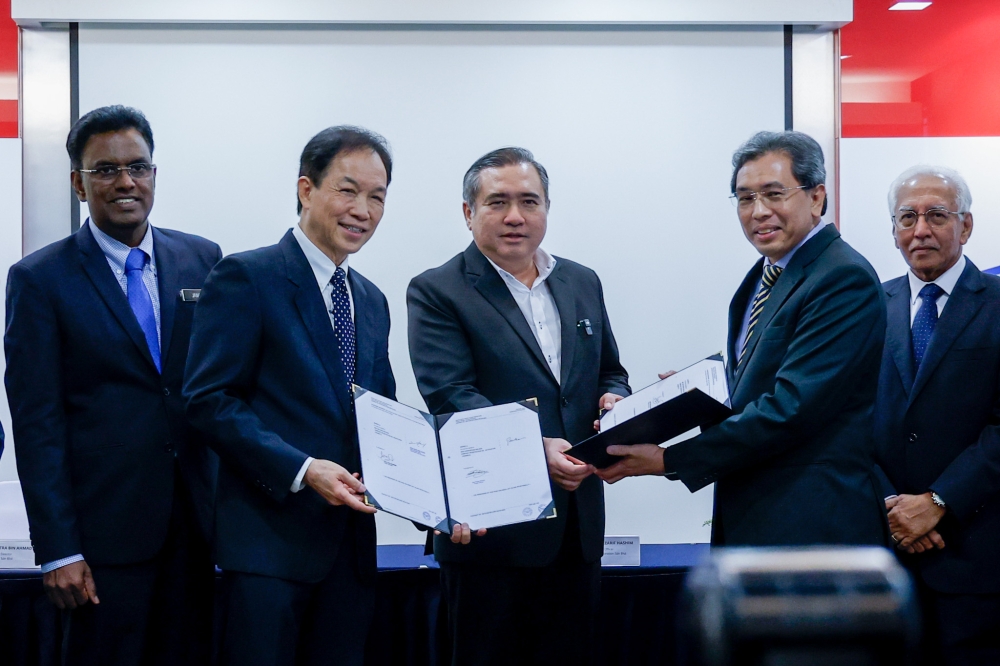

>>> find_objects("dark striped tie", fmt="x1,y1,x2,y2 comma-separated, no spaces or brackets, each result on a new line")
739,264,783,365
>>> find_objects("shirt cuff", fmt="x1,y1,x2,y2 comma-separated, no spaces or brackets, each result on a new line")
41,553,85,574
291,457,314,493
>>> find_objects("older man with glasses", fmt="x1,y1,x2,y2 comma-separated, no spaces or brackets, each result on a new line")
873,166,1000,666
600,130,887,549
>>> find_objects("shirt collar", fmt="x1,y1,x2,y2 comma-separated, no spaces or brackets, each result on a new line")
766,220,829,269
908,254,966,305
292,223,348,289
486,247,557,289
88,218,156,271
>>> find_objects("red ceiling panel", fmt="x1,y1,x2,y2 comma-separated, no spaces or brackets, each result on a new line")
0,0,16,138
841,0,1000,137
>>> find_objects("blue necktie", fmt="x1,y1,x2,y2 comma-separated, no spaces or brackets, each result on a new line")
912,283,944,368
125,248,161,373
330,267,356,391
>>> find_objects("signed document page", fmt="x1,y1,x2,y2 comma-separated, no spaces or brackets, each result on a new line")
355,388,450,531
438,402,554,531
600,356,728,431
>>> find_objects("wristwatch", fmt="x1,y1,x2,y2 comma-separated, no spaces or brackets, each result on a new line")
931,492,947,509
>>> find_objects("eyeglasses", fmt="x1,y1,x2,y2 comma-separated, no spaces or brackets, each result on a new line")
730,185,809,209
77,163,156,181
892,207,963,230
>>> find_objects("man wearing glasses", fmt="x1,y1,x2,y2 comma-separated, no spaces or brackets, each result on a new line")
600,131,887,548
5,105,221,665
873,166,1000,665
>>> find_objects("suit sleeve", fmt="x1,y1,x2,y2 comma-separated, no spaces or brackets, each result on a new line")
595,276,630,398
183,256,308,503
929,389,1000,523
4,264,82,563
406,275,492,415
378,291,397,401
665,263,886,491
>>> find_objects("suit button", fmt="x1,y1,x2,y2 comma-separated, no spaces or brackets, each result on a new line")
164,443,173,453
163,388,171,396
561,397,569,407
908,433,918,442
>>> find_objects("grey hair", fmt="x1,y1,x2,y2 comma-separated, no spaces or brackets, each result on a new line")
887,165,972,215
462,147,550,211
731,130,828,216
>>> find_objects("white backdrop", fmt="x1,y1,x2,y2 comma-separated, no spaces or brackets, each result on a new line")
840,137,1000,281
0,139,23,486
74,26,787,544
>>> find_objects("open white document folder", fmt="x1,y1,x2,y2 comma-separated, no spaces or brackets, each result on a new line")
599,355,730,431
353,387,556,534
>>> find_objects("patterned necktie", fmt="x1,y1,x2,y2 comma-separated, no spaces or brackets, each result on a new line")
739,264,783,366
912,283,944,368
329,267,356,391
124,248,161,373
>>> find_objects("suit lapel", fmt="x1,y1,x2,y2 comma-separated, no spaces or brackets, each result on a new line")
76,224,159,371
466,244,552,380
727,260,762,392
546,265,577,386
281,233,351,419
884,278,915,396
348,270,377,390
152,228,181,363
909,260,985,406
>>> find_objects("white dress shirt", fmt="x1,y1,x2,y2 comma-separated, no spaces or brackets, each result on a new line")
907,255,966,326
486,248,562,383
41,221,164,575
735,220,830,357
289,224,355,492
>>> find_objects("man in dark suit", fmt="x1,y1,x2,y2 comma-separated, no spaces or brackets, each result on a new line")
599,131,886,547
183,126,395,666
873,166,1000,665
407,147,630,666
4,105,221,665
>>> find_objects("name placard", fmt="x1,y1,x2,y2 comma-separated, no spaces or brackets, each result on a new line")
0,540,38,569
602,535,640,567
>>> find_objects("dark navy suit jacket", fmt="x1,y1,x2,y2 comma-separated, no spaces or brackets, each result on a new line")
664,225,888,546
183,230,395,584
407,243,630,567
874,259,1000,594
5,223,222,566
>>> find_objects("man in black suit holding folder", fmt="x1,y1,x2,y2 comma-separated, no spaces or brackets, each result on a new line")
599,131,887,547
407,147,630,665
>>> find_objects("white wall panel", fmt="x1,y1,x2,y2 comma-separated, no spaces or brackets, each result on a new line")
0,139,24,484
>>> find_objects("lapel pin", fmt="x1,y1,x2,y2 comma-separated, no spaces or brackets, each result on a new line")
578,319,593,336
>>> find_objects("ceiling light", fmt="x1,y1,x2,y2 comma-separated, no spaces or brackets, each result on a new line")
889,2,932,10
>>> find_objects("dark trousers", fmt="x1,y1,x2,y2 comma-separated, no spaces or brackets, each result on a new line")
917,578,1000,666
218,522,376,666
440,513,602,666
64,483,214,666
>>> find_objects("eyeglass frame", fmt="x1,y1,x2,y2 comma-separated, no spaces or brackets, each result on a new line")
729,185,811,209
891,206,966,231
76,163,157,181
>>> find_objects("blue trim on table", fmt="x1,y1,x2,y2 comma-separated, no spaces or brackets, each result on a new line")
375,543,710,571
986,265,1000,276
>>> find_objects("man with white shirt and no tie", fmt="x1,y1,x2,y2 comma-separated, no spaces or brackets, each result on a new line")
407,147,631,666
183,126,396,666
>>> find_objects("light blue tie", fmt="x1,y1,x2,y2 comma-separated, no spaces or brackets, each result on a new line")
912,283,944,369
125,248,161,373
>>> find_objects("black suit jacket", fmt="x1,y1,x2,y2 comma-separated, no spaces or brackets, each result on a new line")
5,222,222,566
663,224,887,546
183,230,395,584
874,259,1000,594
407,243,630,567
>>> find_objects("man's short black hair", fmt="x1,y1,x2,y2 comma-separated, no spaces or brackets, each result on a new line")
462,147,550,210
297,126,393,214
66,105,154,170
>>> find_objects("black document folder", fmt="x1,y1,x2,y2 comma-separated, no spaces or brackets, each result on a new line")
569,388,732,469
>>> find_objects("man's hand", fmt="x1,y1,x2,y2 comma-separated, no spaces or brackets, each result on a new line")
593,393,626,431
900,529,945,554
886,493,946,549
304,459,376,514
42,560,99,610
544,437,595,491
596,444,665,484
435,523,487,545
